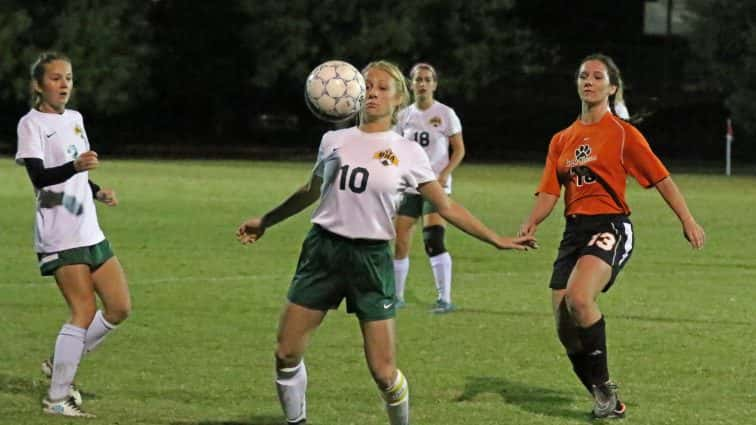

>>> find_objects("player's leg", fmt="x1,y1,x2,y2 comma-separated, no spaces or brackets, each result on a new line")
89,254,131,354
393,214,416,306
563,255,625,418
44,264,97,416
423,211,453,312
361,318,409,425
275,302,327,425
563,255,611,388
553,289,592,393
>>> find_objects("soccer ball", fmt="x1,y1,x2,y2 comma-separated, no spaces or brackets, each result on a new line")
305,60,365,123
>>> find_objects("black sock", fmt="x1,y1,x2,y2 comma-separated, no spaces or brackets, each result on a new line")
567,352,594,394
577,316,609,386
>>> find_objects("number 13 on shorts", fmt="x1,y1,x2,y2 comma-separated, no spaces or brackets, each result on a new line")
587,232,617,251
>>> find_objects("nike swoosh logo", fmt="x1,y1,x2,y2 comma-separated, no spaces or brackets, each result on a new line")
45,132,56,138
383,303,393,309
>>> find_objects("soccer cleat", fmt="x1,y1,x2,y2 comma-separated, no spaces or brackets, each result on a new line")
430,299,456,314
42,396,94,418
287,420,306,425
591,381,626,419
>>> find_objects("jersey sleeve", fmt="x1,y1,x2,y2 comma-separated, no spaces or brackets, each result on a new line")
15,116,43,165
622,126,669,188
406,143,436,188
312,131,334,178
535,133,563,196
445,108,462,136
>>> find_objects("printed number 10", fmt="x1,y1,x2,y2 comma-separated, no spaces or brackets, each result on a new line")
339,165,369,193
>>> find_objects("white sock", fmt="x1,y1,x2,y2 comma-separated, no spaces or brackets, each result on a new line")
381,369,409,425
393,258,410,301
49,324,86,400
276,360,307,423
84,310,117,354
429,252,452,303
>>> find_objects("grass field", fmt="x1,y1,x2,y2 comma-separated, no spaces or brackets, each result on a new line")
0,158,754,425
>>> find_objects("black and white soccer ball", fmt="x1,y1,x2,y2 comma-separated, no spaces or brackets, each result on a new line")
305,60,365,123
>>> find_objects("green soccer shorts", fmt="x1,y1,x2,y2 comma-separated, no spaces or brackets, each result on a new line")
37,239,115,276
288,225,396,321
396,193,438,218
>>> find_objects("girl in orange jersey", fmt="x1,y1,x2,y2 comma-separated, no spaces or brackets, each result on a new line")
519,53,705,419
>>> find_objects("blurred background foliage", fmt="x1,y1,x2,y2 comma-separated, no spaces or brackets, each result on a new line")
0,0,754,161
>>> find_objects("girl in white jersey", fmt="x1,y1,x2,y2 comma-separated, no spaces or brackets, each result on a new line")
16,52,131,418
237,60,535,425
393,63,465,313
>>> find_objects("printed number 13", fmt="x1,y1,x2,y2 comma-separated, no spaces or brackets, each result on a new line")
588,232,616,251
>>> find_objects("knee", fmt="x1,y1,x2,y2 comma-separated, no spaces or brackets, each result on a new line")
422,225,446,257
105,302,131,325
564,291,593,316
370,364,397,390
275,346,303,369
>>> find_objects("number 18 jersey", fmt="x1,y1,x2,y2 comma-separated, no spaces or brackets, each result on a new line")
311,127,436,240
394,101,462,194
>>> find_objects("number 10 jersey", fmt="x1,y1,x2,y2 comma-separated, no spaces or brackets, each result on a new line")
311,127,436,240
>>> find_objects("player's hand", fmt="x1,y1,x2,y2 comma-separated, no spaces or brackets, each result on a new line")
682,219,705,249
237,217,266,245
437,172,450,187
74,151,99,172
95,188,118,206
518,222,537,237
494,235,538,251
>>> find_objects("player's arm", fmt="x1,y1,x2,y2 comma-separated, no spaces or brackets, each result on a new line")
418,180,535,250
654,176,705,249
437,132,465,185
22,152,98,189
519,193,559,237
237,174,323,245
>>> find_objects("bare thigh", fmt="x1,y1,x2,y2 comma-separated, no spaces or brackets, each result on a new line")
276,302,327,368
563,255,611,326
54,264,97,328
91,257,131,324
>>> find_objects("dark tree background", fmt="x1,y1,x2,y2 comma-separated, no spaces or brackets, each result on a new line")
0,0,753,162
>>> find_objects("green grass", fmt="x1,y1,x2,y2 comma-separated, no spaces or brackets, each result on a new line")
0,158,754,425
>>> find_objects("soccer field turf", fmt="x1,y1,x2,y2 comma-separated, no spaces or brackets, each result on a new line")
1,159,753,425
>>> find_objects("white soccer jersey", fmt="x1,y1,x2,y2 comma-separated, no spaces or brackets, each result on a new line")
311,127,436,240
16,109,105,253
394,101,462,194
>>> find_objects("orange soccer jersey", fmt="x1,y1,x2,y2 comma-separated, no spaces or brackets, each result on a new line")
536,111,669,216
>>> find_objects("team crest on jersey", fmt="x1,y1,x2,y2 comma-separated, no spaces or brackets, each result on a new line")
429,116,442,127
373,148,399,166
565,144,597,167
74,124,84,139
575,144,591,160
